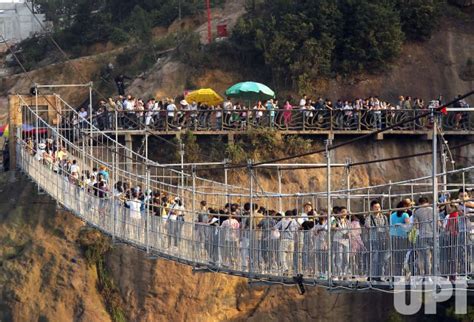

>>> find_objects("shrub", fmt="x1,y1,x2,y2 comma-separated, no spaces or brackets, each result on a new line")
109,28,130,44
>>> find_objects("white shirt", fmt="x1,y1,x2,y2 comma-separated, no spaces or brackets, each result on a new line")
124,99,135,111
70,164,80,174
79,111,88,120
167,104,177,117
299,98,306,107
127,199,142,220
298,212,308,225
223,101,232,110
35,149,45,161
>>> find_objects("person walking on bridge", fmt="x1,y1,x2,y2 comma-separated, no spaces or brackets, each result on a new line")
274,211,299,275
390,200,411,277
221,213,240,268
412,197,434,276
365,200,389,281
126,192,143,243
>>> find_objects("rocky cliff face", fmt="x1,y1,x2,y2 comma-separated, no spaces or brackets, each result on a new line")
0,173,111,322
106,245,392,322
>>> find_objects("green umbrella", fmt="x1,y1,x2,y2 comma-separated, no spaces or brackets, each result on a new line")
225,81,275,101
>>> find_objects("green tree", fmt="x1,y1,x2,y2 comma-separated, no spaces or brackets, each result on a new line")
232,0,403,89
124,5,153,42
395,0,442,41
336,0,404,73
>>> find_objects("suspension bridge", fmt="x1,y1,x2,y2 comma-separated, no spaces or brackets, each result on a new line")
4,88,474,293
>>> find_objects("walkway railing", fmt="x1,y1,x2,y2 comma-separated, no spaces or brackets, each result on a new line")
86,109,474,133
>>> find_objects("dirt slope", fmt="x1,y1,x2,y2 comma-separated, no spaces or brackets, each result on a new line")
0,173,110,322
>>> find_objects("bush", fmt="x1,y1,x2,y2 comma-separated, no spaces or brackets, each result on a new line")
225,143,247,164
396,0,442,41
109,28,130,44
15,35,52,69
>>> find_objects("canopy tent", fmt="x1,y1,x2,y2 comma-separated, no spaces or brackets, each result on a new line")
225,81,275,101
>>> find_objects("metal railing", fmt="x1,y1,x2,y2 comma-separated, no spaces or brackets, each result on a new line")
85,109,474,133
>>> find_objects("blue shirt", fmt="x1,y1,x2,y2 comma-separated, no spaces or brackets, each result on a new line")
99,170,109,182
266,102,275,116
390,212,409,237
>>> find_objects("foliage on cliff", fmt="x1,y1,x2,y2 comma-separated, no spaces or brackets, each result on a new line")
78,228,126,322
34,0,225,45
232,0,444,91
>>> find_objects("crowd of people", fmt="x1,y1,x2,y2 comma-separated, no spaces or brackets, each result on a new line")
28,137,474,280
68,94,471,133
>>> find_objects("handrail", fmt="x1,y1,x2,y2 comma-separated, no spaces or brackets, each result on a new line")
92,108,473,133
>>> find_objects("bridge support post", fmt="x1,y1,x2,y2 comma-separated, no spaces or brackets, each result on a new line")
277,167,282,213
89,83,93,171
224,159,229,206
345,159,351,212
325,139,332,286
462,171,468,276
145,168,151,254
125,134,133,172
248,159,254,277
112,150,116,243
35,86,41,193
227,133,234,146
191,165,196,263
180,143,185,199
432,110,439,278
